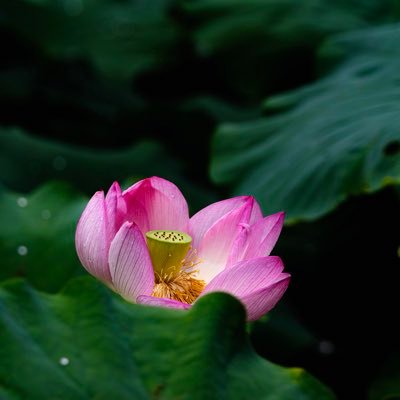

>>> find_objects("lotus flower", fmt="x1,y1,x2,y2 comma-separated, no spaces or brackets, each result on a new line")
75,177,290,320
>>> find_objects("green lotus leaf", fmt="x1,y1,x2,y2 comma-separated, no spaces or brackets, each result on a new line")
0,278,335,399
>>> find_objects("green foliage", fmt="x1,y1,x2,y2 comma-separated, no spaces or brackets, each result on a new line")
0,0,180,81
0,182,86,292
211,25,400,222
179,0,400,99
0,278,335,400
0,128,217,212
181,0,399,55
0,128,179,193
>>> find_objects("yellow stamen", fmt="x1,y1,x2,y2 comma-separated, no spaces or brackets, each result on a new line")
152,271,205,304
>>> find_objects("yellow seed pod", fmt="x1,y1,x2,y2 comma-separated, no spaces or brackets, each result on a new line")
146,230,192,279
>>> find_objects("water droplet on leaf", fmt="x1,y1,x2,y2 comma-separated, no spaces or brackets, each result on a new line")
17,246,28,256
17,197,28,208
59,357,70,366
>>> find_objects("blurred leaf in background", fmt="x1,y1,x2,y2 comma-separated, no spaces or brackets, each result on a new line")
0,280,335,400
0,0,181,81
0,182,85,292
211,24,400,222
178,0,400,100
0,127,217,212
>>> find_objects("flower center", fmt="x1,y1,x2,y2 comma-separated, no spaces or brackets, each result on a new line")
146,230,192,279
145,230,205,304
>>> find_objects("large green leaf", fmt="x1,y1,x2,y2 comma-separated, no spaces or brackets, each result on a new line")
179,0,400,99
0,278,335,399
211,24,400,222
0,128,217,212
0,0,180,81
0,182,86,292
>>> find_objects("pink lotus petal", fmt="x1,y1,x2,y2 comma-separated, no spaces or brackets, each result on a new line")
75,191,112,283
201,256,290,320
203,256,285,294
189,196,257,249
246,212,284,257
225,223,249,267
120,190,149,233
123,177,189,234
228,212,284,266
75,176,290,321
196,200,255,283
241,276,290,321
249,198,263,224
109,222,154,302
105,181,127,238
137,295,191,310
